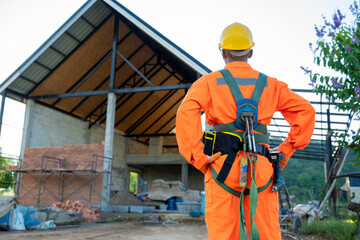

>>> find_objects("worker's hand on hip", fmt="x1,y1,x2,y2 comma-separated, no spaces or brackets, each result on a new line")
199,152,221,174
270,148,290,170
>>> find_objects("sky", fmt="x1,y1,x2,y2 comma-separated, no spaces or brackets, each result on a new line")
0,0,356,156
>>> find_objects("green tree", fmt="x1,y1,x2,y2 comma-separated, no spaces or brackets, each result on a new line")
283,159,325,203
129,172,138,193
0,151,16,190
301,1,360,162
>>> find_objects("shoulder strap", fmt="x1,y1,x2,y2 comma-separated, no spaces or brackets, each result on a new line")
251,72,267,103
219,69,244,102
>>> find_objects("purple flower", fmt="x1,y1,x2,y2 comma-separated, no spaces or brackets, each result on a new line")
331,77,341,88
328,32,334,37
345,46,353,51
337,9,345,21
355,87,360,95
356,86,360,100
311,78,316,83
352,36,360,44
300,66,311,74
331,10,345,29
351,129,356,135
315,25,326,37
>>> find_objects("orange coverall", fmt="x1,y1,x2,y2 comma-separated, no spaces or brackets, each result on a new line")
176,61,315,239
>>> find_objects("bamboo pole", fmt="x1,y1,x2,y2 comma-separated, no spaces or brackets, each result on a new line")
316,148,351,216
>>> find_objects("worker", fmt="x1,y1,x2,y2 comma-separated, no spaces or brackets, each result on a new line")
176,22,315,240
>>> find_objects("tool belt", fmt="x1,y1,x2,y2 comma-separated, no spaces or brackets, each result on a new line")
202,131,271,183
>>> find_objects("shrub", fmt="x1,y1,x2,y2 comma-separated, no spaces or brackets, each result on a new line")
299,219,358,240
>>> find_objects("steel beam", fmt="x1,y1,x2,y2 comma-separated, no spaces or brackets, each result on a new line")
116,50,154,86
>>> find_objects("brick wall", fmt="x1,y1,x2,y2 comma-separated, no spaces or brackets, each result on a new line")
19,143,105,207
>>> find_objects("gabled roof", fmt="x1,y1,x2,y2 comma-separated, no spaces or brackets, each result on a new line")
0,0,211,142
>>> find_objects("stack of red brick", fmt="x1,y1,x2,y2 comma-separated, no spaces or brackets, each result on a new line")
20,143,104,207
51,200,99,222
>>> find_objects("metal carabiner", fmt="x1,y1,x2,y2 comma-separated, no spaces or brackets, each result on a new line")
245,117,253,152
249,118,257,153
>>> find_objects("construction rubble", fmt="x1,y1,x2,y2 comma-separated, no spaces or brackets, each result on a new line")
137,179,202,214
50,200,99,222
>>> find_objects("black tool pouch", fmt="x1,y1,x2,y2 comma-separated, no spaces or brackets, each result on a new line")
202,131,215,156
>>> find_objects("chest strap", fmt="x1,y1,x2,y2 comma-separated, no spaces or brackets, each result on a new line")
210,121,268,135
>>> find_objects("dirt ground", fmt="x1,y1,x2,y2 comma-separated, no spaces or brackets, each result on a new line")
0,221,324,240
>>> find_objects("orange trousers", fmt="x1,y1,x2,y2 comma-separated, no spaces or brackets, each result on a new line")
205,172,281,240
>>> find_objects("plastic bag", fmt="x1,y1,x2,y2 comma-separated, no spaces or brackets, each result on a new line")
17,205,40,227
11,207,26,231
40,220,56,230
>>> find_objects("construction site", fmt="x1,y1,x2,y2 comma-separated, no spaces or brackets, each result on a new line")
0,0,359,239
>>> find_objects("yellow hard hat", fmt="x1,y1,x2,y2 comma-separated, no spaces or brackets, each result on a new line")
219,22,255,50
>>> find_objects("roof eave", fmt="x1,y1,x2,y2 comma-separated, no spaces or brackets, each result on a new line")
0,0,98,95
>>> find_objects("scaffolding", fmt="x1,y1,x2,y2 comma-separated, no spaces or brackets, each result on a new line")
2,154,111,208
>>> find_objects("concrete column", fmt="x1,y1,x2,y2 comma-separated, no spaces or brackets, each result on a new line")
17,99,34,196
181,162,188,190
19,99,34,162
101,92,116,206
148,136,163,155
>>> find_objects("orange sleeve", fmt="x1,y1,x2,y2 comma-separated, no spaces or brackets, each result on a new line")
176,76,210,172
275,81,316,157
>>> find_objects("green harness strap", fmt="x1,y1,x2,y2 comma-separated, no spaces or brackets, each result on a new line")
210,165,272,197
215,69,268,240
210,164,272,240
217,69,268,136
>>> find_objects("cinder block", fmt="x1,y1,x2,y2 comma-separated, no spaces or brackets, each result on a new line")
129,206,143,213
101,205,114,213
92,205,101,210
143,206,156,213
113,206,129,213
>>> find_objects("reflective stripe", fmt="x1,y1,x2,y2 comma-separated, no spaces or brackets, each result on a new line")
217,77,268,87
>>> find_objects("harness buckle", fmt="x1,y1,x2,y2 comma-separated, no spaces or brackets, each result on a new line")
236,98,258,130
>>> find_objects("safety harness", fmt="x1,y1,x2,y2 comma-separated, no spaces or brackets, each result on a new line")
202,69,272,240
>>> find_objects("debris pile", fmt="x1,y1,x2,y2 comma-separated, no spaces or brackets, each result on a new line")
50,200,99,222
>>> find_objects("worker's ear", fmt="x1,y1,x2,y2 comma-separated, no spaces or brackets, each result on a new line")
221,49,227,59
248,49,253,59
221,49,229,63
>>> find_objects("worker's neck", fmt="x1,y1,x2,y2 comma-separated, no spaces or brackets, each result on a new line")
225,58,248,64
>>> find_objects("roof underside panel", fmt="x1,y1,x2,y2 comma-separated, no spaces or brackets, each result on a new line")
3,0,204,141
